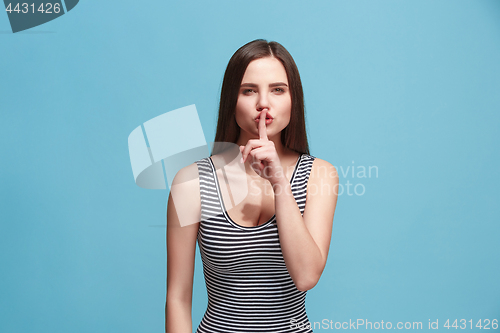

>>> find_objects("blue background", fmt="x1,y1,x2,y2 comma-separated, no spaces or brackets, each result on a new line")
1,0,499,332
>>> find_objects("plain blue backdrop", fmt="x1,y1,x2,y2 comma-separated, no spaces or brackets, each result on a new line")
1,0,499,332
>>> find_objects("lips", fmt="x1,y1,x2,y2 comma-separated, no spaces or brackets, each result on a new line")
255,113,273,120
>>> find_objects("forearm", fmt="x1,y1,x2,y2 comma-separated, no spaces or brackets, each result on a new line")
273,177,324,291
165,297,192,333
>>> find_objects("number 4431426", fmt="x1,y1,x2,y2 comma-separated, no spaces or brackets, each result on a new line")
5,3,62,14
444,319,498,330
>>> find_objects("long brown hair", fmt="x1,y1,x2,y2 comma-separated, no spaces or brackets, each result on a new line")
211,39,310,156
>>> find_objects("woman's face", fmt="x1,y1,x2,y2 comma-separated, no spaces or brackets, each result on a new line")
235,56,291,142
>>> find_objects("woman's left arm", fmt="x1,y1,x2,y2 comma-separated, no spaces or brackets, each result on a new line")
273,158,338,291
239,110,339,291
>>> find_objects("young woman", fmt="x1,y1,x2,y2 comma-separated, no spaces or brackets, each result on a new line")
166,39,339,333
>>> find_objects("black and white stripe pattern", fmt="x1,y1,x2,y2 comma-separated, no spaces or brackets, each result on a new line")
195,153,316,333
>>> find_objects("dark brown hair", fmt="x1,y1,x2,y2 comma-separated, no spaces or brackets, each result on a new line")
211,39,310,156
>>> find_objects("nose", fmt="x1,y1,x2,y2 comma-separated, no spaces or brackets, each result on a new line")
256,92,270,111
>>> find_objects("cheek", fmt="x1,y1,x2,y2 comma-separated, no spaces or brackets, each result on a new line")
281,100,292,121
234,102,249,127
281,103,292,128
235,98,253,116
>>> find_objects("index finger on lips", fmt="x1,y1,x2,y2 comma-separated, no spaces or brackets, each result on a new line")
259,109,268,141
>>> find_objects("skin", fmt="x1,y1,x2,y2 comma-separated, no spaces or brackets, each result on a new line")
165,56,339,333
235,57,297,185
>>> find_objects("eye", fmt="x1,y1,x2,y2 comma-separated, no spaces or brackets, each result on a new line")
242,89,255,95
273,87,286,93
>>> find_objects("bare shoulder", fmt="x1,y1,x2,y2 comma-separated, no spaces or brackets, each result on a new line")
303,157,339,227
309,157,339,184
168,162,202,227
171,162,201,190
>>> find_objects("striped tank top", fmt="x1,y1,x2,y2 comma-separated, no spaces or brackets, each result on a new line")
194,153,316,333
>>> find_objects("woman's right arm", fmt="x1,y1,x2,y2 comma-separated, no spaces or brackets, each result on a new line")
165,163,201,333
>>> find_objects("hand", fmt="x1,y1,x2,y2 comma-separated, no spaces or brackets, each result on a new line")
239,109,285,186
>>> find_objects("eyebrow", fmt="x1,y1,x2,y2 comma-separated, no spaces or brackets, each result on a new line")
240,82,288,88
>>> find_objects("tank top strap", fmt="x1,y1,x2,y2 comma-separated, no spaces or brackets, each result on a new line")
194,157,224,222
291,154,316,215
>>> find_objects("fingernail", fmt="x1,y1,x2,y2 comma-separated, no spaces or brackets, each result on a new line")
240,157,244,163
